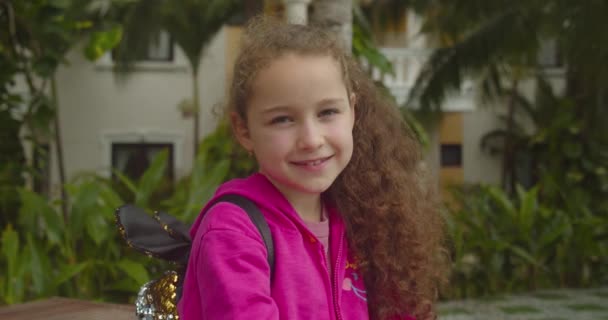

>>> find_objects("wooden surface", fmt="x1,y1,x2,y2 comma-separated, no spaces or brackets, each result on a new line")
0,297,136,320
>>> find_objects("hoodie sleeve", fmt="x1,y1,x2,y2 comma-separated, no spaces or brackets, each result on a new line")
193,202,279,319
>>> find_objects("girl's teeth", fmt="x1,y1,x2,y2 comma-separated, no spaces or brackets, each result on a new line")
302,159,323,166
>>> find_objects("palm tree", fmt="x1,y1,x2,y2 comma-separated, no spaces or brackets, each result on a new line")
406,0,608,192
111,0,240,157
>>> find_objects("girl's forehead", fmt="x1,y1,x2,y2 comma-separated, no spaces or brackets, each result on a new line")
247,54,349,113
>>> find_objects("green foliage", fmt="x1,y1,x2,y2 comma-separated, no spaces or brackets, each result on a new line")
352,4,430,149
163,120,255,223
0,176,158,305
481,77,608,216
352,4,394,77
0,110,25,230
1,0,124,222
421,1,608,297
444,184,608,300
1,126,252,305
410,0,608,110
198,120,256,181
162,151,230,223
84,25,123,61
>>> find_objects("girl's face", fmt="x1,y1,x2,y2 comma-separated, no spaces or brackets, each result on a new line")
233,53,355,200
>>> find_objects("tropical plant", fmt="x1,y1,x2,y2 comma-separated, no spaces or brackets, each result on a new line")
1,0,122,219
0,177,149,305
0,110,25,230
110,0,241,157
407,1,608,193
162,120,256,223
481,77,608,209
0,150,182,305
444,183,608,299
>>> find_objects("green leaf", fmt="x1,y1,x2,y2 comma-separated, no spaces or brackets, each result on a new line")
562,142,583,159
1,226,19,278
112,169,138,195
116,260,149,285
54,262,88,287
26,234,50,296
2,226,25,304
106,278,142,293
184,156,229,221
84,25,123,61
85,209,109,246
509,245,542,268
517,185,538,233
18,189,64,245
67,182,97,238
135,150,168,207
98,184,125,212
537,213,569,249
488,187,515,217
49,0,71,9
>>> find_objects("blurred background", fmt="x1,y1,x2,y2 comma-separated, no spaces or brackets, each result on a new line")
1,0,606,317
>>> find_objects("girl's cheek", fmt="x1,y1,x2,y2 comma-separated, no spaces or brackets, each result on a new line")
258,129,293,148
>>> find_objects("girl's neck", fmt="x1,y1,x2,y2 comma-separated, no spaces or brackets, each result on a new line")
287,193,323,223
262,173,323,222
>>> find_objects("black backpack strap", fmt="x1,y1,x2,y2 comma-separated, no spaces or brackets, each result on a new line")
209,194,275,278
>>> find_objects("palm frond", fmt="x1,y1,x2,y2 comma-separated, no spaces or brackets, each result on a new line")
111,0,164,71
112,0,239,74
407,6,541,112
161,0,239,72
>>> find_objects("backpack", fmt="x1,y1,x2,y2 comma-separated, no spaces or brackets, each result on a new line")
115,194,275,320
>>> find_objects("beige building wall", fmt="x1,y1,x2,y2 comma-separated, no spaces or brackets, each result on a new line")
462,108,502,185
45,26,231,190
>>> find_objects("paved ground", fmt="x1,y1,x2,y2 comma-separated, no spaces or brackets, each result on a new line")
438,287,608,320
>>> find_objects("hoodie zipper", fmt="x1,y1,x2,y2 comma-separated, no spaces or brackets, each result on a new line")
333,230,344,320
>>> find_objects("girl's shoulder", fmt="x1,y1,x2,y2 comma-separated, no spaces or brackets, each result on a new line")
195,201,263,243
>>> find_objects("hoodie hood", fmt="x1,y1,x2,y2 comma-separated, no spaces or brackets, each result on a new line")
189,172,338,239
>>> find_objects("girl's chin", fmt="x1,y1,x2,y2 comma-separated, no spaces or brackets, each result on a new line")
262,173,332,196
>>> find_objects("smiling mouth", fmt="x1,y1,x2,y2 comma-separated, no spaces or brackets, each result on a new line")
291,156,333,166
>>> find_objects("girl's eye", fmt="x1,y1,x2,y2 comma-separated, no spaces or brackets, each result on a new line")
270,116,292,125
319,108,339,117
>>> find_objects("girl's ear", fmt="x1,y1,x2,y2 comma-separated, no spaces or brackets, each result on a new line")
230,112,254,152
349,92,357,110
349,92,357,124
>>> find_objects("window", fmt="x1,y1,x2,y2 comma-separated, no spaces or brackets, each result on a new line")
440,144,462,167
144,31,174,62
538,39,563,68
112,31,174,62
111,143,174,183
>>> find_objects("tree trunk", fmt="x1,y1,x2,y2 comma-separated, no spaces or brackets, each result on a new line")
51,75,68,222
310,0,352,51
192,69,200,158
502,79,519,195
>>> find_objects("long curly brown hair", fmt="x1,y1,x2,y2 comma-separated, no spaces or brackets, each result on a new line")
227,16,449,320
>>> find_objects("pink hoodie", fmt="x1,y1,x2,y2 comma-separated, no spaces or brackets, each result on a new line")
178,173,372,319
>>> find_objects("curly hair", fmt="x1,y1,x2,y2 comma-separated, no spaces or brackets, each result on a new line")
227,16,449,320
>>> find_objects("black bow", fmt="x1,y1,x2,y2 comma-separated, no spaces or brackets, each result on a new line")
115,204,191,265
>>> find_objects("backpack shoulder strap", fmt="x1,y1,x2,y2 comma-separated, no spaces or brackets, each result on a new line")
208,194,275,278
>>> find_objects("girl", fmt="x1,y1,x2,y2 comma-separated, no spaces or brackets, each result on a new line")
179,16,448,320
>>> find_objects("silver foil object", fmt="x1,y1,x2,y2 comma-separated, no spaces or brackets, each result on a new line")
135,271,180,320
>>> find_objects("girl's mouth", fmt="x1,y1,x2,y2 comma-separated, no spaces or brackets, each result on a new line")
291,156,333,167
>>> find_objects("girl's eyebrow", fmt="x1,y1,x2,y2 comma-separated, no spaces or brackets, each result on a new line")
317,98,346,107
261,105,291,114
261,98,346,114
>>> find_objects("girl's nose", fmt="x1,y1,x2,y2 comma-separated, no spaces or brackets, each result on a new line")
296,120,324,151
